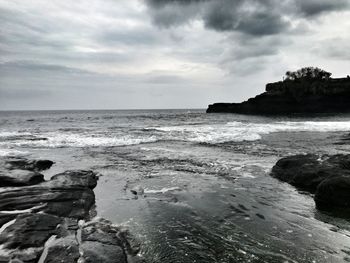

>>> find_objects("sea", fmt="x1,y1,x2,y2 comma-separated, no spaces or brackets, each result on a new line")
1,109,350,263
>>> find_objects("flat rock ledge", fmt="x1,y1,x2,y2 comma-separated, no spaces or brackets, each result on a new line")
271,154,350,216
0,157,143,263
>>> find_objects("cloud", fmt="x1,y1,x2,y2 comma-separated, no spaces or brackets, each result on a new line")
146,0,349,35
298,0,350,16
0,61,88,74
0,0,349,110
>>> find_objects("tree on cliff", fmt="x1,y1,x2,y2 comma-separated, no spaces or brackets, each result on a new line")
285,67,332,81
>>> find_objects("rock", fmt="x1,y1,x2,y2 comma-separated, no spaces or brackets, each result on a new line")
50,170,98,189
0,213,62,249
0,247,43,263
0,159,141,263
272,154,350,216
207,77,350,115
43,235,80,263
0,182,95,219
0,170,97,220
0,213,17,227
271,154,350,192
4,157,54,171
80,241,126,263
80,219,127,263
81,220,122,247
0,169,44,187
130,185,144,196
315,176,350,212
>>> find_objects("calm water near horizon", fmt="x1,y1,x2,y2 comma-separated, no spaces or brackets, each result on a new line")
1,109,350,262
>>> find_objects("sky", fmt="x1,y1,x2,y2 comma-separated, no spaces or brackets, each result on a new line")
0,0,349,110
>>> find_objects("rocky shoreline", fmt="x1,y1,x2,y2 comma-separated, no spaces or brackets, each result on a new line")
271,154,350,217
207,77,350,115
0,157,142,263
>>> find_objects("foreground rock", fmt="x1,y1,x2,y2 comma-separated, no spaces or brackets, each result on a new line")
2,157,54,171
0,157,143,262
0,157,53,187
315,176,350,213
207,77,350,115
0,169,44,187
271,154,350,215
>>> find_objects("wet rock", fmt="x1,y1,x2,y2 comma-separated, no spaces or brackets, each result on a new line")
81,220,122,246
0,247,43,263
315,176,350,213
0,169,44,187
0,159,142,263
130,185,144,196
272,154,350,216
0,181,95,219
0,213,17,227
0,169,97,220
80,241,126,263
50,170,98,189
43,235,80,263
4,157,54,171
80,219,127,263
0,213,61,249
271,154,350,191
256,213,265,220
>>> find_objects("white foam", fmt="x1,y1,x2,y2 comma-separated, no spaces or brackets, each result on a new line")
1,120,350,149
1,133,158,148
0,148,29,156
0,131,32,137
144,187,181,194
155,120,350,144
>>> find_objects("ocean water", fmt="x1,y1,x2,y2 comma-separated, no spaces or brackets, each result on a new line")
1,109,350,262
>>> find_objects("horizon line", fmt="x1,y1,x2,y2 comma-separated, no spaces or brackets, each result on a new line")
0,107,207,112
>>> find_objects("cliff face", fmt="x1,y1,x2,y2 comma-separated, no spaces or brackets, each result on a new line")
207,78,350,115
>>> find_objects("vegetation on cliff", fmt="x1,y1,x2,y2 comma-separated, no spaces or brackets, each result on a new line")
285,67,332,82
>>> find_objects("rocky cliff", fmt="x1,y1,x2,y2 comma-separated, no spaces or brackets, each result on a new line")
207,78,350,115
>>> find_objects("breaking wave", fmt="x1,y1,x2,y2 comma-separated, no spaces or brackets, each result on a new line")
0,132,158,148
153,121,350,144
1,120,350,149
0,149,29,157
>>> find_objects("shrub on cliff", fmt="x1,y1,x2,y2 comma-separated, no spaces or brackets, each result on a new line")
285,67,332,82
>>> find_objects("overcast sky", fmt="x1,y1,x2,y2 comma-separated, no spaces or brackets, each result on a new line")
0,0,349,110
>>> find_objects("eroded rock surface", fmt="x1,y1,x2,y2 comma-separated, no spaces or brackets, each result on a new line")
0,157,143,263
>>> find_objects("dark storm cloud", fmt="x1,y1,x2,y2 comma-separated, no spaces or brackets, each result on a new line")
146,0,350,35
227,35,287,61
298,0,350,16
145,0,350,77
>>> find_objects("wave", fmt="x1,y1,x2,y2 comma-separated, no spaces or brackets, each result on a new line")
0,149,29,157
1,120,350,149
154,120,350,144
0,132,158,148
0,131,32,138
